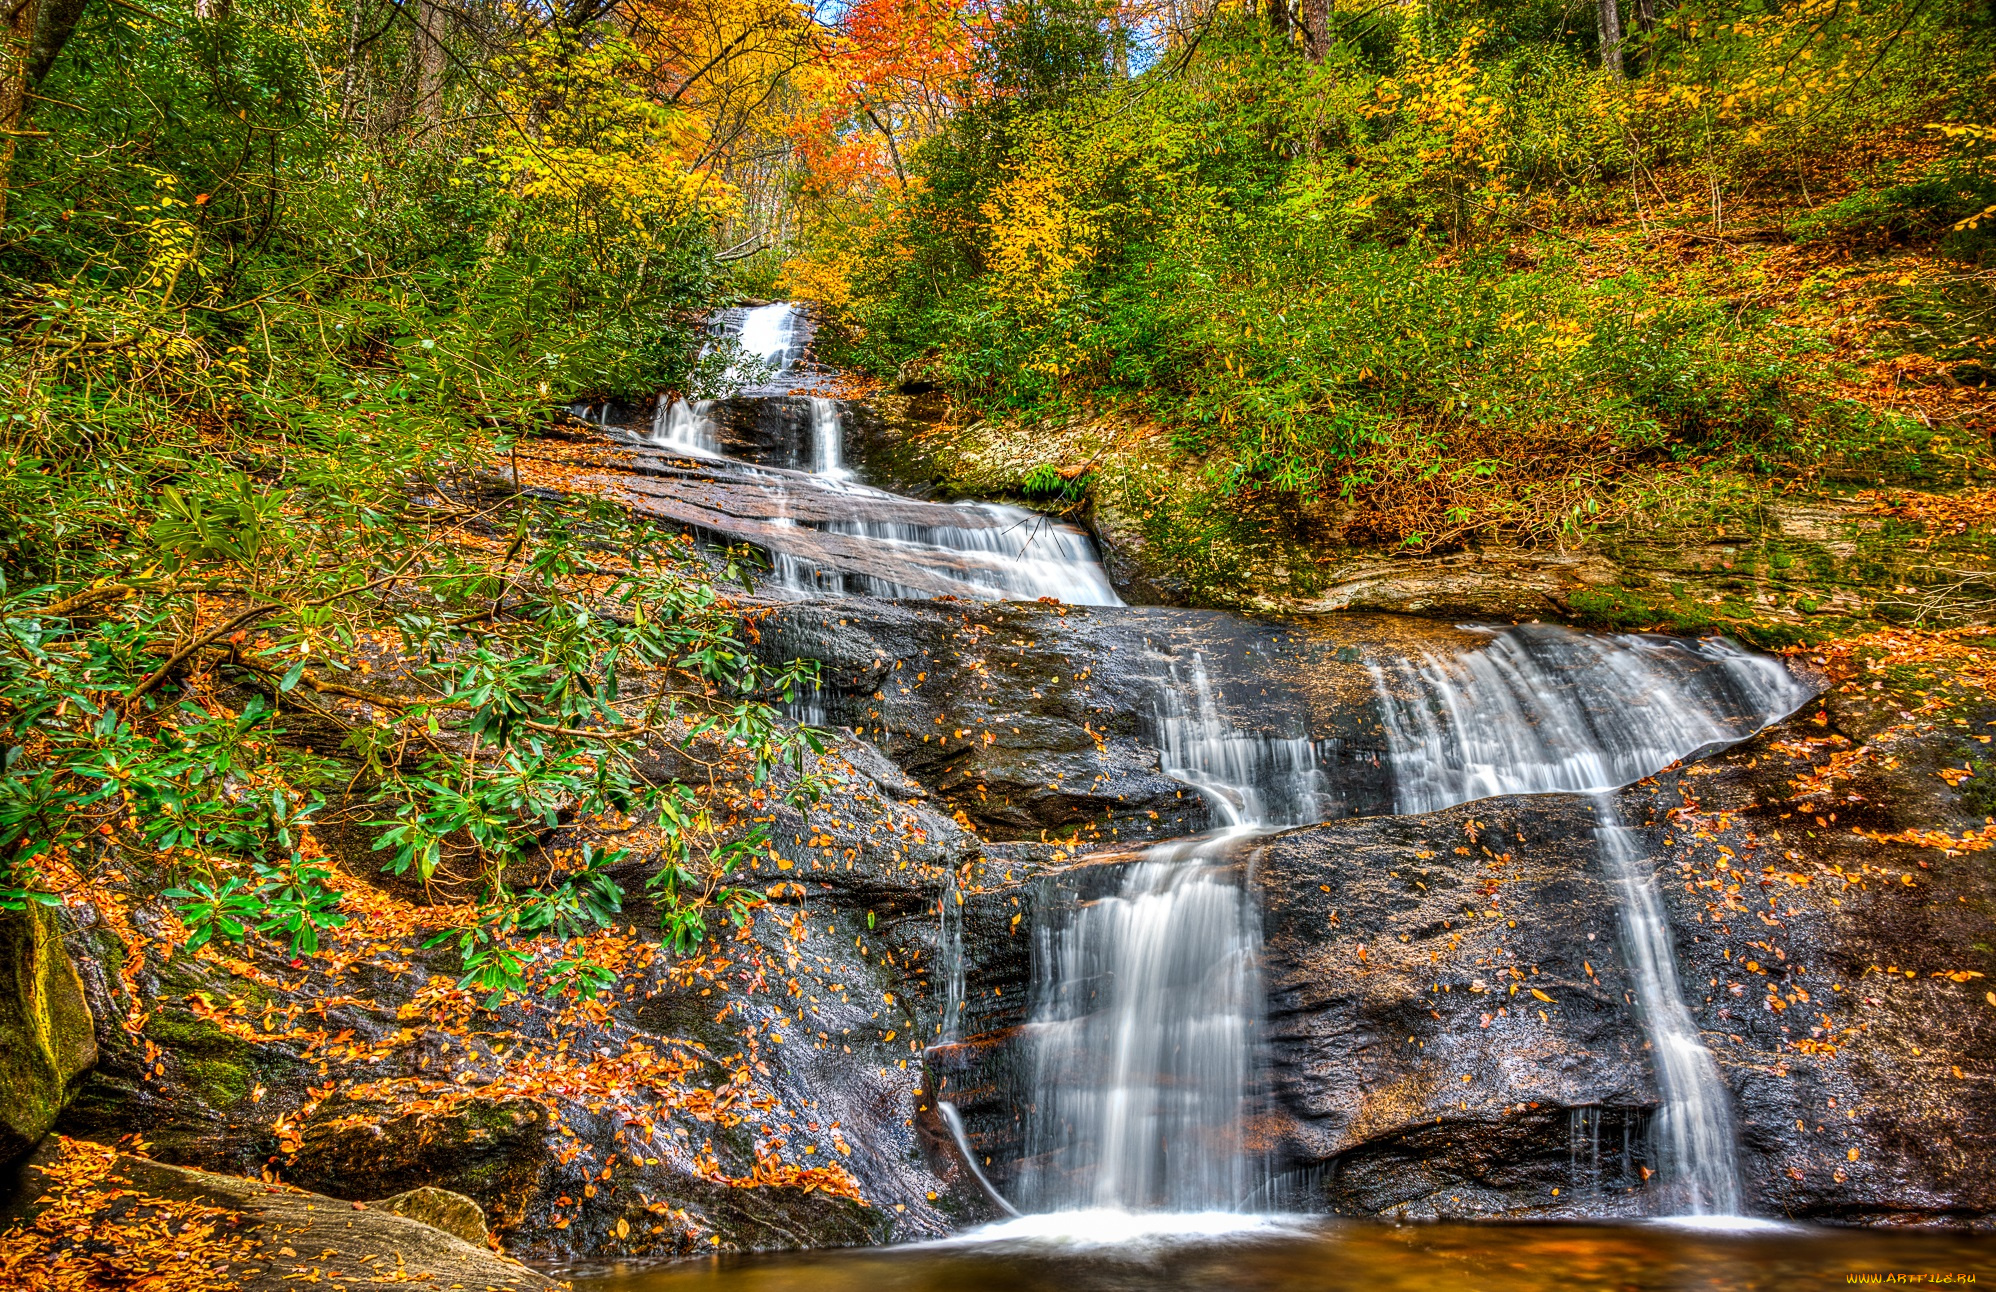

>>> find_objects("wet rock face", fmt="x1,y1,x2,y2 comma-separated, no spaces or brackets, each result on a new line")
755,603,1487,842
1261,677,1996,1224
50,734,998,1260
1254,797,1664,1219
704,396,825,467
930,663,1996,1226
1628,672,1996,1227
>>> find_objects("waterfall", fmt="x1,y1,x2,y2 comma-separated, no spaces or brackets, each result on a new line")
1371,626,1810,814
805,397,852,481
650,397,718,455
648,302,799,455
776,502,1125,606
733,302,799,382
1593,795,1744,1217
1367,624,1786,1219
1151,653,1322,829
937,864,966,1045
1019,654,1313,1214
1021,843,1261,1213
625,299,1124,605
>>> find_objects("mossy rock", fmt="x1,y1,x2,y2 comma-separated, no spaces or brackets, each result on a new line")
0,905,98,1163
370,1186,491,1247
288,1094,551,1231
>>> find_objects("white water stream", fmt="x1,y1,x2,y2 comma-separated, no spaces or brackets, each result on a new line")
1365,625,1808,1217
648,302,1121,605
1371,626,1809,814
1592,794,1746,1216
1011,628,1803,1221
1020,655,1309,1213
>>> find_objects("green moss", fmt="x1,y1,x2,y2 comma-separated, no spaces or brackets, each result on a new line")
1,906,97,1160
1564,584,1851,649
1566,586,1719,634
182,1057,250,1105
146,1010,260,1108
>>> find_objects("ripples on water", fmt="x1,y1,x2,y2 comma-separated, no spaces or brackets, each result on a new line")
565,1221,1994,1292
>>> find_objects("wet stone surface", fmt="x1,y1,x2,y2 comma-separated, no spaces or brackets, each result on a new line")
923,658,1996,1227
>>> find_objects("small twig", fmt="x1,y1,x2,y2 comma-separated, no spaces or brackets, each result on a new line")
25,90,88,112
131,605,282,700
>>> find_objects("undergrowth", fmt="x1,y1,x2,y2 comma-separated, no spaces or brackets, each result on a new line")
0,0,817,1004
788,1,1996,556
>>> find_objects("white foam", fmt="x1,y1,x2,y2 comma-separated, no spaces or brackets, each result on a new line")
932,1208,1309,1251
1641,1214,1807,1234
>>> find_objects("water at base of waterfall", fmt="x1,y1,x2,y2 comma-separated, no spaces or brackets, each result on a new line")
567,1219,1985,1291
930,1208,1307,1249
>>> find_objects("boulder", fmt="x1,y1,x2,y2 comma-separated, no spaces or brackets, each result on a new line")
0,904,97,1164
289,1096,551,1231
369,1185,491,1247
0,1136,556,1291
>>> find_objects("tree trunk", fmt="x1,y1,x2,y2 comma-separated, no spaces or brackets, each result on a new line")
382,1,425,133
863,106,906,191
411,0,447,127
1597,0,1624,76
1264,0,1288,41
1300,0,1327,60
26,0,85,82
3,0,88,227
1632,0,1656,33
0,0,41,229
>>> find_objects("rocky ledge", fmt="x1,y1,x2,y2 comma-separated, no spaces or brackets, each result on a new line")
1,1136,556,1290
925,626,1996,1226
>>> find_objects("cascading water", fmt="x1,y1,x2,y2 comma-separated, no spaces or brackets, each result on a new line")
1020,840,1262,1213
734,302,800,381
1371,626,1810,814
650,302,800,455
1592,794,1745,1217
1150,653,1322,830
1367,624,1803,1218
936,863,967,1046
651,397,718,455
805,397,852,481
775,501,1125,605
625,299,1125,605
1019,654,1314,1214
